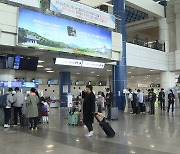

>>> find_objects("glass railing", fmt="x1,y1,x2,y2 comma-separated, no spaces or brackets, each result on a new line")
127,34,165,52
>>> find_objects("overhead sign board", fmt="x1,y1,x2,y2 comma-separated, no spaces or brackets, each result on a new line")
50,0,115,29
82,60,105,69
55,58,105,69
55,58,82,67
18,8,112,59
7,0,40,8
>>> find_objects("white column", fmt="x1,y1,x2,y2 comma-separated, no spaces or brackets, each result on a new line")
174,1,180,50
160,71,176,106
159,18,169,52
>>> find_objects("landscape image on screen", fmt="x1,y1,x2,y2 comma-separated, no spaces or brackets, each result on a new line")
18,8,112,59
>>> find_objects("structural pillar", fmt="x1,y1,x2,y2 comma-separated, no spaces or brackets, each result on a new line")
59,72,71,107
160,71,176,106
159,18,169,52
175,1,180,50
112,0,127,111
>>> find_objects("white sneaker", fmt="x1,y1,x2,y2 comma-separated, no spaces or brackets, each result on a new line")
85,131,93,137
4,124,10,128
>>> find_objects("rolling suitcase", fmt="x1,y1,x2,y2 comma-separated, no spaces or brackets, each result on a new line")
99,120,115,137
95,113,115,137
110,107,118,120
68,112,78,125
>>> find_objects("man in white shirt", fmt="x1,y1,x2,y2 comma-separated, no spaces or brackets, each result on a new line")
137,89,144,113
13,87,24,126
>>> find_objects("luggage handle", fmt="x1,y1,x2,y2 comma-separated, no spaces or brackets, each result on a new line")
94,112,105,123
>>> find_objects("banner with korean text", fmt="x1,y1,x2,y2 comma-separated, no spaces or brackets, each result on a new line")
50,0,115,29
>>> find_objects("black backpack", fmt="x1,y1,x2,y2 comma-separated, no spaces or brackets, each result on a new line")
133,93,138,103
0,94,7,108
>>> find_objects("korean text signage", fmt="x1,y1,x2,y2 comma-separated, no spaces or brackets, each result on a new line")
55,58,105,69
50,0,115,29
18,8,112,59
7,0,40,8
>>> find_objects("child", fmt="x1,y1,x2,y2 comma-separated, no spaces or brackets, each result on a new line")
41,98,50,124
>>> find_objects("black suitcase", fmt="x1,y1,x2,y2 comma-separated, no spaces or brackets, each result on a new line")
142,104,146,112
21,115,28,127
95,113,115,137
99,120,115,137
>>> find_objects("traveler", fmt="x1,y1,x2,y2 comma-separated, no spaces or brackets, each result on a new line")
137,89,144,113
129,89,137,114
167,89,175,113
83,85,95,137
158,88,165,111
149,88,156,115
41,97,50,124
105,88,113,119
26,88,39,130
13,87,24,126
3,88,14,128
96,91,105,113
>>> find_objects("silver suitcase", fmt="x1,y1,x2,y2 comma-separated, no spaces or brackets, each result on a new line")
110,107,118,120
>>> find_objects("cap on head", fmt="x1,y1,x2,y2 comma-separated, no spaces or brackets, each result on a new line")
151,88,154,92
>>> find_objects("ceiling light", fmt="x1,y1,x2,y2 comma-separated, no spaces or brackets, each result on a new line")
128,72,132,74
130,151,136,154
131,76,135,78
44,68,52,71
76,73,80,75
38,60,44,63
97,75,100,77
150,145,155,148
46,150,53,153
107,70,111,72
37,65,44,68
130,67,135,69
46,145,54,148
76,139,80,142
150,70,155,72
147,75,151,77
128,142,132,145
46,71,54,73
91,72,95,74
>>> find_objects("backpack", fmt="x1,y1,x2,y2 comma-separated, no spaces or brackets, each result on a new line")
42,104,48,112
133,93,138,103
0,94,7,108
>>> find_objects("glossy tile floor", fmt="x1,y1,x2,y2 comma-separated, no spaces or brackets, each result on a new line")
0,108,180,154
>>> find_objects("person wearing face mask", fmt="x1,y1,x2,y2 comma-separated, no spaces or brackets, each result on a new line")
106,88,114,119
168,89,175,113
96,91,105,113
83,85,95,137
158,88,165,111
3,88,14,128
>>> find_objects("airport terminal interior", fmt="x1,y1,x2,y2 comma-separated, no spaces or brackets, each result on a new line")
0,0,180,153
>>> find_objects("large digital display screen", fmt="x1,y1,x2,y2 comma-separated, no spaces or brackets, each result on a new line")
18,8,112,59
